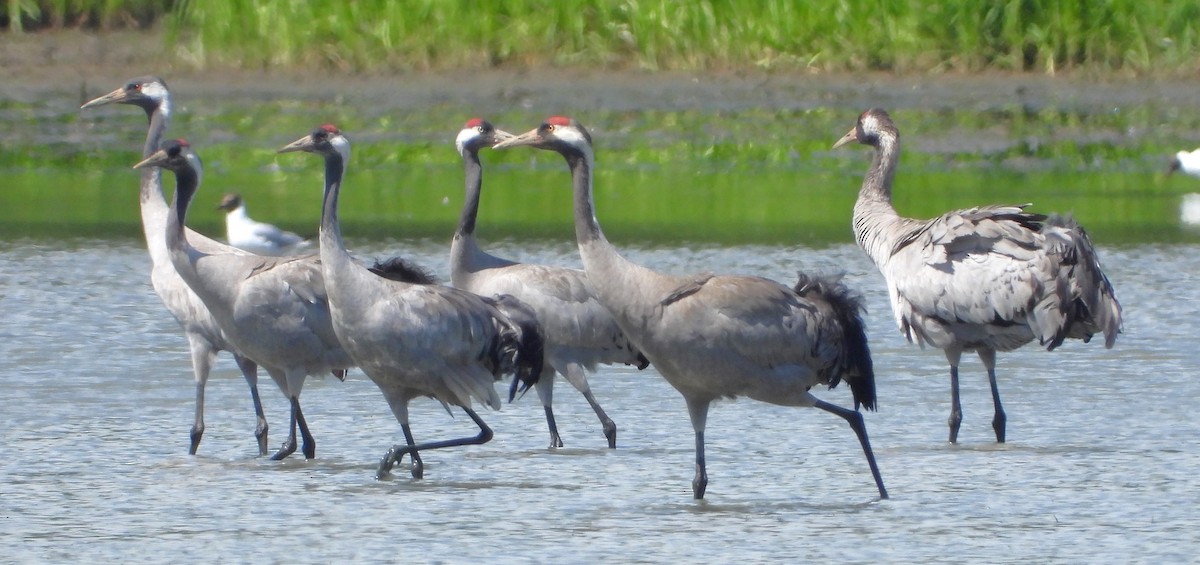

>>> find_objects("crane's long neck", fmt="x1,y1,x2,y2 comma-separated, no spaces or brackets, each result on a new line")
165,161,202,274
140,97,173,267
449,147,500,283
565,145,665,314
318,142,356,279
852,133,906,266
455,149,483,239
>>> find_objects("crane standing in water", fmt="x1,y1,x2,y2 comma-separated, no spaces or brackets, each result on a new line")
834,108,1122,443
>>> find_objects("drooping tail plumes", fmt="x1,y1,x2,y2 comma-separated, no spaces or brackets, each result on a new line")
794,273,877,412
368,256,440,285
484,294,545,402
1040,214,1122,350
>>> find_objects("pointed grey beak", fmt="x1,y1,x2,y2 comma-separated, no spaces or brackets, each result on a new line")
81,86,129,110
490,129,516,146
492,127,542,150
132,148,170,170
832,127,858,150
277,135,315,154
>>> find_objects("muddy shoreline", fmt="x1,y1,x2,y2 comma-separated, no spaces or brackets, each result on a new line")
4,30,1199,114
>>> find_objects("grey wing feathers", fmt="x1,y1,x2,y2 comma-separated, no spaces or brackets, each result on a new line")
886,205,1121,350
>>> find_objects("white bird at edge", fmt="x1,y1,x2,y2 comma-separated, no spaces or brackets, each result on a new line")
217,192,312,256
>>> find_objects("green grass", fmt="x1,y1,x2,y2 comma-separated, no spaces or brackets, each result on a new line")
6,1,1200,74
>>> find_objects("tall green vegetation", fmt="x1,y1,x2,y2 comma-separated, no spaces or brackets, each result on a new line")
5,0,1200,74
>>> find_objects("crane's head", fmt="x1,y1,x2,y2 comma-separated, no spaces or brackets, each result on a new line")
277,124,349,159
455,118,514,157
492,116,593,157
81,76,169,112
133,138,200,174
217,193,244,212
832,108,898,150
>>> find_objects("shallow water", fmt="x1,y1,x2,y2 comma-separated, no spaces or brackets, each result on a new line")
0,236,1195,562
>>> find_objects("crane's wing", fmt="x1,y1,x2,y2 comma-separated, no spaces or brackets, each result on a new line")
469,264,645,367
885,204,1058,345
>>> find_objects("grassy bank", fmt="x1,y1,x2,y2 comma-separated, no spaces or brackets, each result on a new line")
5,1,1200,74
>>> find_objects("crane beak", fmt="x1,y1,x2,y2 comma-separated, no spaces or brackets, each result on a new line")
80,86,129,110
832,128,858,150
277,135,315,154
490,129,516,146
132,148,170,170
492,128,541,150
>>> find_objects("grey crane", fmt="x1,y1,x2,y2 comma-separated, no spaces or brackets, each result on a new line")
495,117,887,500
217,192,312,256
450,118,648,449
82,77,269,456
833,108,1122,443
134,138,355,461
278,125,543,479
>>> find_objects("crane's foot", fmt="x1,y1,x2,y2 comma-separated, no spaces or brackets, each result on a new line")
271,438,297,461
947,411,962,444
410,452,424,479
992,413,1007,443
548,432,564,449
254,423,269,457
189,425,204,455
376,445,403,479
302,440,316,460
603,421,617,449
692,466,708,499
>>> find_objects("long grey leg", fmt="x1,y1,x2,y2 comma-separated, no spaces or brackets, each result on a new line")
944,349,964,443
978,349,1005,443
814,400,889,500
685,398,710,499
232,354,268,456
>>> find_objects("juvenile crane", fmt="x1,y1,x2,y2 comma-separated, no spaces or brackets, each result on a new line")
217,192,312,256
834,108,1122,443
135,139,356,461
496,117,887,500
450,118,648,449
82,77,269,456
278,125,543,479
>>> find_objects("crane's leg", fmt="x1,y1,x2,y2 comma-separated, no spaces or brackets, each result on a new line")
685,398,710,499
271,399,298,461
534,373,564,448
232,353,268,456
401,423,424,479
376,407,494,480
978,349,1005,443
186,336,217,455
294,397,316,459
814,400,889,500
563,364,617,449
944,349,964,443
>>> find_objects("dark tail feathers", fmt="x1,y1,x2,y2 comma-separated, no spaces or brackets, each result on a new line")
484,294,545,402
368,256,439,285
793,272,877,412
1042,214,1122,350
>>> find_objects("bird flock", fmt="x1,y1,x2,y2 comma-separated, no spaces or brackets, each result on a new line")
82,76,1124,501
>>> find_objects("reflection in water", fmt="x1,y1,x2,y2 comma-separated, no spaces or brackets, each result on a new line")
1,238,1198,561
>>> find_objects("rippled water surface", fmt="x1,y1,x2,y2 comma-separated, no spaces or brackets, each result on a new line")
1,237,1196,563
